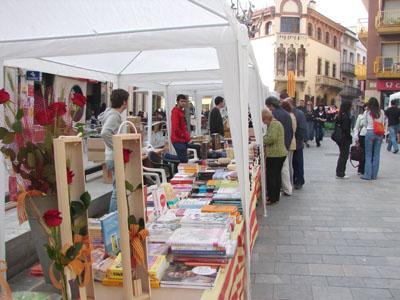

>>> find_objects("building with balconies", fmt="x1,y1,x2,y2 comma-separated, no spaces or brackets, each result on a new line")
251,0,345,106
363,0,400,108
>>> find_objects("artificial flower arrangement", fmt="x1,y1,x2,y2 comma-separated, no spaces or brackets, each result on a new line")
0,77,87,222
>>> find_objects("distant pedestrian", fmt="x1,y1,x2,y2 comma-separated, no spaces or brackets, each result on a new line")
304,101,315,147
297,99,307,114
281,100,297,186
265,96,293,196
353,104,367,175
335,100,353,179
362,97,385,180
385,99,400,154
209,96,225,137
171,94,191,163
262,108,287,204
288,98,307,189
314,104,327,147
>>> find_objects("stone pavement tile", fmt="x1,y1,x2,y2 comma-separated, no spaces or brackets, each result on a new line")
290,236,319,245
366,247,400,257
377,266,400,279
386,257,400,266
275,262,310,275
390,289,400,300
252,252,291,263
331,232,360,239
327,276,365,288
304,231,332,240
354,256,390,266
254,274,291,284
276,245,306,254
322,255,356,265
312,286,354,300
252,261,275,274
273,284,313,300
336,246,369,256
345,239,378,247
363,278,400,289
358,232,388,240
252,283,275,300
343,265,381,278
351,288,393,300
291,275,328,286
253,244,277,254
305,245,337,254
318,238,348,246
291,254,323,264
314,226,342,232
309,264,344,276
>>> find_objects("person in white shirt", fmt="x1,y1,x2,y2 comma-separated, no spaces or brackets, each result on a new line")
353,104,367,175
361,98,385,180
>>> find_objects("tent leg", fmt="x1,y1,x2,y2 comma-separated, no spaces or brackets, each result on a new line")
147,90,153,145
0,60,6,271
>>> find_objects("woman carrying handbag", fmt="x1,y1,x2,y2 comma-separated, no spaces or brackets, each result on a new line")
361,97,385,180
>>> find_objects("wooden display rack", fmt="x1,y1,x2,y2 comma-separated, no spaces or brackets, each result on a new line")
112,133,150,300
54,136,95,300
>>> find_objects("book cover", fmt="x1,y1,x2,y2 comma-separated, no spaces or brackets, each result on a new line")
100,211,120,256
160,263,217,288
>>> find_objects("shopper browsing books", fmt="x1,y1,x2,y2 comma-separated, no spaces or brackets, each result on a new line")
171,94,191,163
262,108,288,204
209,96,225,137
99,89,129,212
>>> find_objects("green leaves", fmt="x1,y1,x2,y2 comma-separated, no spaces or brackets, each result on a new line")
125,180,134,193
0,127,9,139
45,244,56,260
70,201,86,218
43,165,56,183
1,147,16,161
128,215,137,226
65,243,82,261
11,121,23,133
80,191,91,210
15,109,24,120
2,132,15,144
138,218,145,231
27,152,36,168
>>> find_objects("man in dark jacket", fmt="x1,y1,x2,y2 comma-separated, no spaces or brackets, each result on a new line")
209,96,225,136
385,99,400,153
288,98,307,189
265,96,293,195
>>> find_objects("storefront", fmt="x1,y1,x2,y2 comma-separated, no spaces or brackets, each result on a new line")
376,79,400,108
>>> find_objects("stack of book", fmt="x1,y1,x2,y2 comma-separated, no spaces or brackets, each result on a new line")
148,255,169,288
177,163,199,175
147,221,181,243
160,263,218,289
177,198,210,209
100,211,121,256
180,212,233,230
211,187,242,213
88,218,104,250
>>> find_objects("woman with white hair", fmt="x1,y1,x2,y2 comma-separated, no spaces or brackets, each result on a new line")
262,108,288,204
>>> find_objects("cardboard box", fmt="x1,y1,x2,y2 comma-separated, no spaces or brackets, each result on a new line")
87,138,105,162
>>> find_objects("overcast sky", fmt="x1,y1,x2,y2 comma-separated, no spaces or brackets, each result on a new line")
249,0,368,28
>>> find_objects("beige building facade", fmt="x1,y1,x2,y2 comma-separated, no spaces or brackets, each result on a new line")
251,0,346,105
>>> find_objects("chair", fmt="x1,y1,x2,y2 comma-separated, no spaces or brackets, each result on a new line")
143,166,167,186
148,151,179,180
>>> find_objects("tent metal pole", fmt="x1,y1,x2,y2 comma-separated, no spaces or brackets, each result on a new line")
0,60,6,270
147,90,153,146
186,0,229,21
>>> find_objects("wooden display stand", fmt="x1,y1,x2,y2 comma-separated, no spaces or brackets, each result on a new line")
112,133,150,300
54,136,95,300
250,166,261,252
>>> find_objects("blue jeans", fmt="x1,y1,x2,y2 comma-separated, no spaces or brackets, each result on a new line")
387,125,399,152
293,148,305,186
105,160,117,212
172,142,188,163
363,130,383,180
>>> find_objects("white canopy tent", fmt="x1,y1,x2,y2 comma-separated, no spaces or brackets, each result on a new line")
0,1,269,297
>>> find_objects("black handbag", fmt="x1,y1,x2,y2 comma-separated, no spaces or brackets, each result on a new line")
350,143,362,162
331,122,343,144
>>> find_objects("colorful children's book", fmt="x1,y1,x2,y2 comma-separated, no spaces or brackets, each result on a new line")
100,211,120,256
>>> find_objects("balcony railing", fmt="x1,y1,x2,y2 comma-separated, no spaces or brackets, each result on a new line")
341,62,355,76
355,64,367,80
376,9,400,34
374,56,400,78
315,75,344,90
340,86,362,98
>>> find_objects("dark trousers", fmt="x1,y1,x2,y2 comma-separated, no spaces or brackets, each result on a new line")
293,148,305,186
336,139,352,177
358,136,365,174
266,156,286,203
173,142,188,163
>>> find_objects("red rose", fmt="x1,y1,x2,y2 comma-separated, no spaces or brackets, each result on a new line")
35,109,55,126
0,89,10,104
43,209,62,227
123,149,132,164
67,167,74,184
71,93,86,107
49,102,67,117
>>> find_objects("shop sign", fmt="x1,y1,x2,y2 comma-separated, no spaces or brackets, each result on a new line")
377,79,400,91
26,71,41,81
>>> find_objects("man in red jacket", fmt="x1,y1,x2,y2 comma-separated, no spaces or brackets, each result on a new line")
171,94,191,162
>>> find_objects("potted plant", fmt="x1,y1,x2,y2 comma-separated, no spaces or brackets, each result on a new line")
0,77,86,283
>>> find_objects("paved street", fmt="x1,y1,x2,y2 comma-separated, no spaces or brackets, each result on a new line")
252,139,400,300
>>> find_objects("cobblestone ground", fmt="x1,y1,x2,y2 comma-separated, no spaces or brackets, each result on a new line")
252,139,400,300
